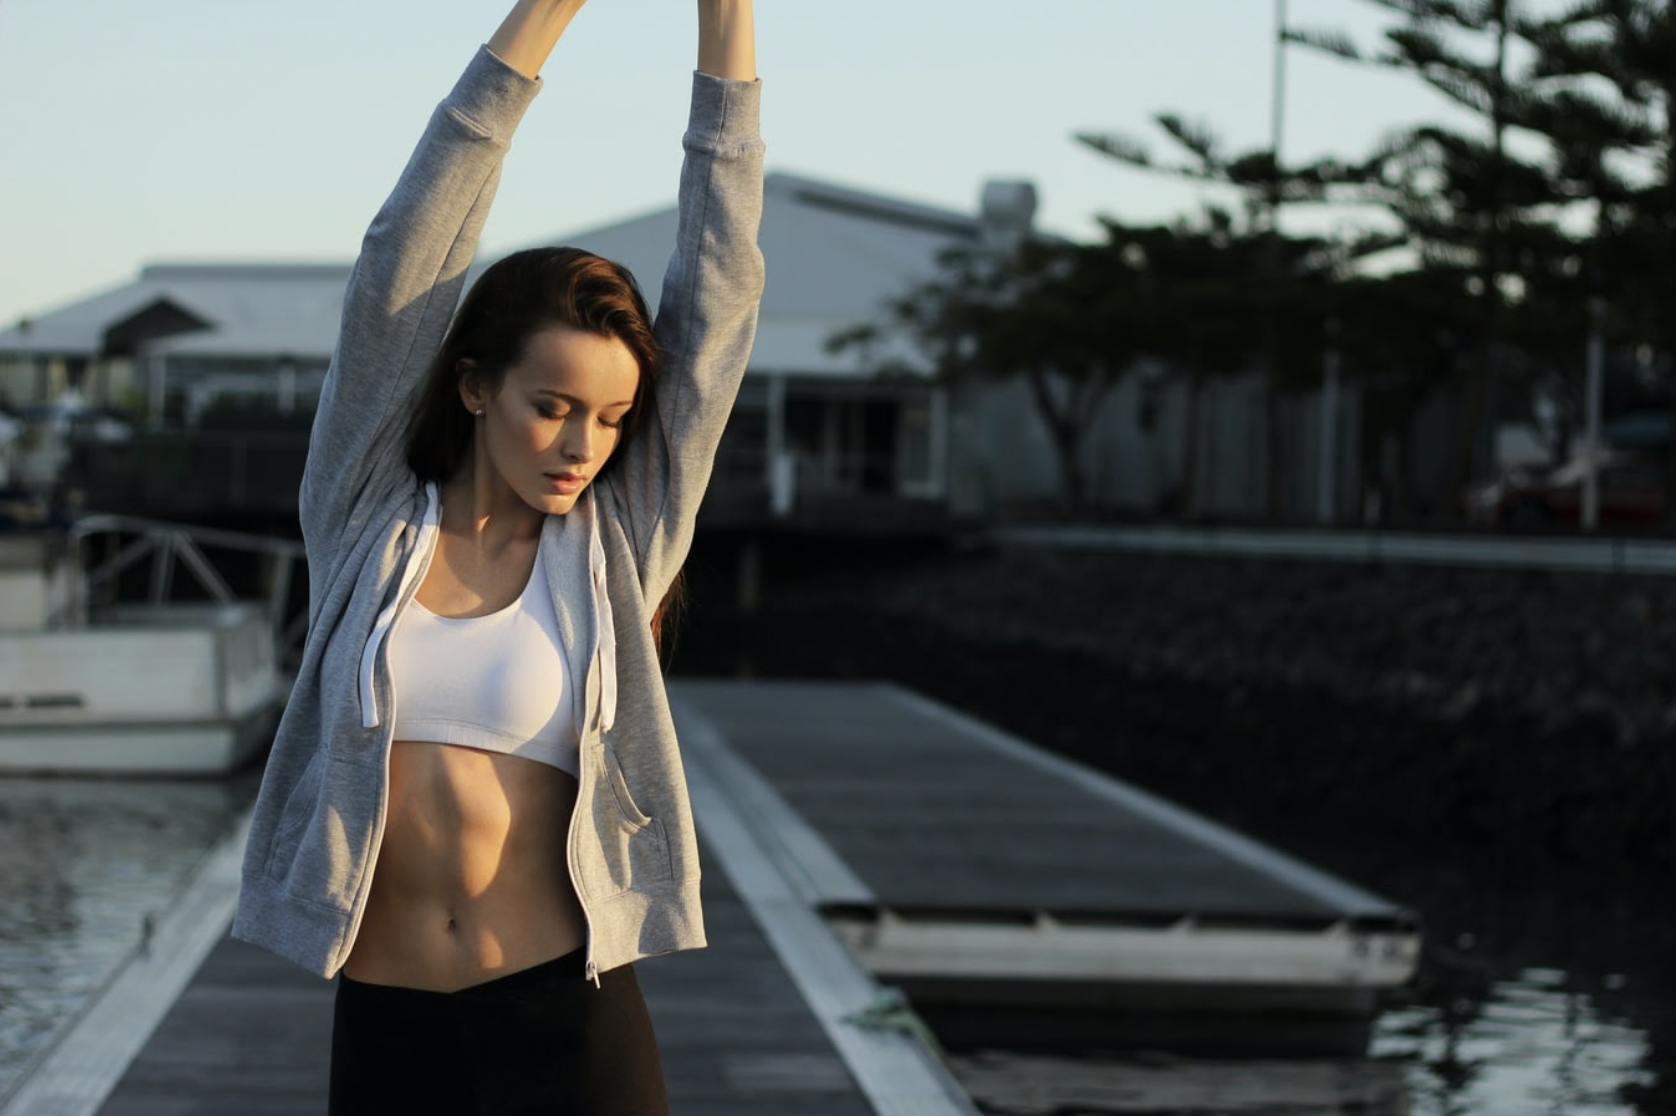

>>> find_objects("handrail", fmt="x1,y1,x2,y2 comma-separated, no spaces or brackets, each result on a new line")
61,514,307,669
69,514,305,559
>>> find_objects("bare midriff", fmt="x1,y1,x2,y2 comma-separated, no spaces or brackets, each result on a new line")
342,740,586,992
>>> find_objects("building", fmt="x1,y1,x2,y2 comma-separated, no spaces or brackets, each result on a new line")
521,171,1031,528
6,168,1398,527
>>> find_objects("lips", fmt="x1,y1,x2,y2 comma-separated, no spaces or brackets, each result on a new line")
546,473,588,496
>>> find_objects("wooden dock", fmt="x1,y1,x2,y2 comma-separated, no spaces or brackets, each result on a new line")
671,680,1420,1055
2,681,1419,1115
80,866,901,1116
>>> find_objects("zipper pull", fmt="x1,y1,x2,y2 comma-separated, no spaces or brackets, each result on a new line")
585,959,600,988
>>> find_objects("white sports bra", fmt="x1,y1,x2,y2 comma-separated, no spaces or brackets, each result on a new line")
386,532,579,778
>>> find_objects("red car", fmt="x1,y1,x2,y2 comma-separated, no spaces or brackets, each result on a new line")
1461,449,1666,528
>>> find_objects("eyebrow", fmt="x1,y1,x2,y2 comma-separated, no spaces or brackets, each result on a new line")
532,389,635,409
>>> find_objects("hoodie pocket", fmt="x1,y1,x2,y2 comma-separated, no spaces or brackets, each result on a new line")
263,751,369,910
596,747,672,896
269,749,327,854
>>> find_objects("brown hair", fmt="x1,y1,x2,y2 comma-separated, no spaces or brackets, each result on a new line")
404,246,685,657
405,246,661,485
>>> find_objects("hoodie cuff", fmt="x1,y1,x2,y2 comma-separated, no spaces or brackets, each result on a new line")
685,71,763,156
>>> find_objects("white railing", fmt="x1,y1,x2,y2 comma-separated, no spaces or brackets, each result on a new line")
62,515,308,669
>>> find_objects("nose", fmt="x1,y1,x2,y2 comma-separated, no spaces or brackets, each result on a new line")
561,418,594,463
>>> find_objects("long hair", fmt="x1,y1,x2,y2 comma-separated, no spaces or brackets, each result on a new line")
404,246,685,658
405,246,661,485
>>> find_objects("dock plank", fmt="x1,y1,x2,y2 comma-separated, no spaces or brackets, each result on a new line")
94,852,875,1116
670,679,1376,921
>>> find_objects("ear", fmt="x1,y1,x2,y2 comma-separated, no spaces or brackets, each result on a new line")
456,359,487,415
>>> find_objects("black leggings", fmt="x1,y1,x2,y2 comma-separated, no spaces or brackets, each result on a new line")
329,949,669,1116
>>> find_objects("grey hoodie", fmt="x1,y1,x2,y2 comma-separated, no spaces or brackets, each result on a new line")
232,46,765,982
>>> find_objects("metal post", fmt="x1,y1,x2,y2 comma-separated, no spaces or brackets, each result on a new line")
1318,317,1341,524
148,352,167,431
767,373,790,517
929,386,950,500
1581,295,1605,531
277,357,297,416
1272,0,1289,201
1263,0,1290,519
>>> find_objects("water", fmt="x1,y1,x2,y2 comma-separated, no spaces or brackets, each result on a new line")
1376,969,1655,1116
943,894,1676,1116
947,968,1661,1115
0,773,255,1103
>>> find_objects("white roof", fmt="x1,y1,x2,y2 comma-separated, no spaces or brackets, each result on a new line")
520,172,980,377
1,171,989,377
0,263,351,361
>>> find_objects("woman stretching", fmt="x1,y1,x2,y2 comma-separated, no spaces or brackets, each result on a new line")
232,1,763,1111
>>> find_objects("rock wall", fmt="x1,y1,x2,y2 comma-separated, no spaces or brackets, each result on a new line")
675,535,1676,899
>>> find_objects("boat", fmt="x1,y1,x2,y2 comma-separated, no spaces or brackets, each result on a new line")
0,518,299,776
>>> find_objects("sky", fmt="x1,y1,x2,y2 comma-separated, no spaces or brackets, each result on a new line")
0,1,1478,330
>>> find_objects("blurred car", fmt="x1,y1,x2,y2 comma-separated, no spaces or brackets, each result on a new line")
1461,449,1666,528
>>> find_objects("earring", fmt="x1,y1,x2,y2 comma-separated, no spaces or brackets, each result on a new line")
474,409,484,417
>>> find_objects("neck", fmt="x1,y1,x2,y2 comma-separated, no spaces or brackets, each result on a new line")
440,459,544,552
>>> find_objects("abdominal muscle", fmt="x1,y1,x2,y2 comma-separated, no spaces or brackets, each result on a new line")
342,740,586,992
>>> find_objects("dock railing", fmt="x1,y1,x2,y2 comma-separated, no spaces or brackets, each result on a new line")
60,515,307,673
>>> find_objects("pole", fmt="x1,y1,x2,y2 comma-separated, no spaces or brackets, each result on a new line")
149,352,167,431
1272,0,1289,192
1318,316,1341,524
1263,0,1290,519
1581,294,1605,531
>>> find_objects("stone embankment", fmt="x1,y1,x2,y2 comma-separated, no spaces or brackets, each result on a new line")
677,534,1676,900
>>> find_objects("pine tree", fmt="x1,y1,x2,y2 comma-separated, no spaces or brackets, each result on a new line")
1288,0,1609,511
1521,0,1675,513
1075,100,1391,521
828,236,1137,513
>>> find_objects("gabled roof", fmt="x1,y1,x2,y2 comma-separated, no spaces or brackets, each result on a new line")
0,264,351,361
2,171,995,377
491,171,982,377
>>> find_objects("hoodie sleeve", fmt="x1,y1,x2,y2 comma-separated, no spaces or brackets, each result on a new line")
299,47,540,549
601,72,766,605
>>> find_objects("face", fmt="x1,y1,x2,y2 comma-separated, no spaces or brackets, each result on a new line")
463,325,641,516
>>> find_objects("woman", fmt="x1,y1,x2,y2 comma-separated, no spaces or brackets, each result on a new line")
231,1,763,1111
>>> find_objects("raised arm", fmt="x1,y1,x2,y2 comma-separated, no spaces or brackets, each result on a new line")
602,0,764,600
697,0,756,82
300,2,591,546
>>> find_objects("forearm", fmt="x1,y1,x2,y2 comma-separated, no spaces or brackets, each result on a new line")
487,0,590,79
696,0,755,81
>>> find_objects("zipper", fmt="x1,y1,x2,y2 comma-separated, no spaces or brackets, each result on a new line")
567,733,600,989
568,507,604,988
